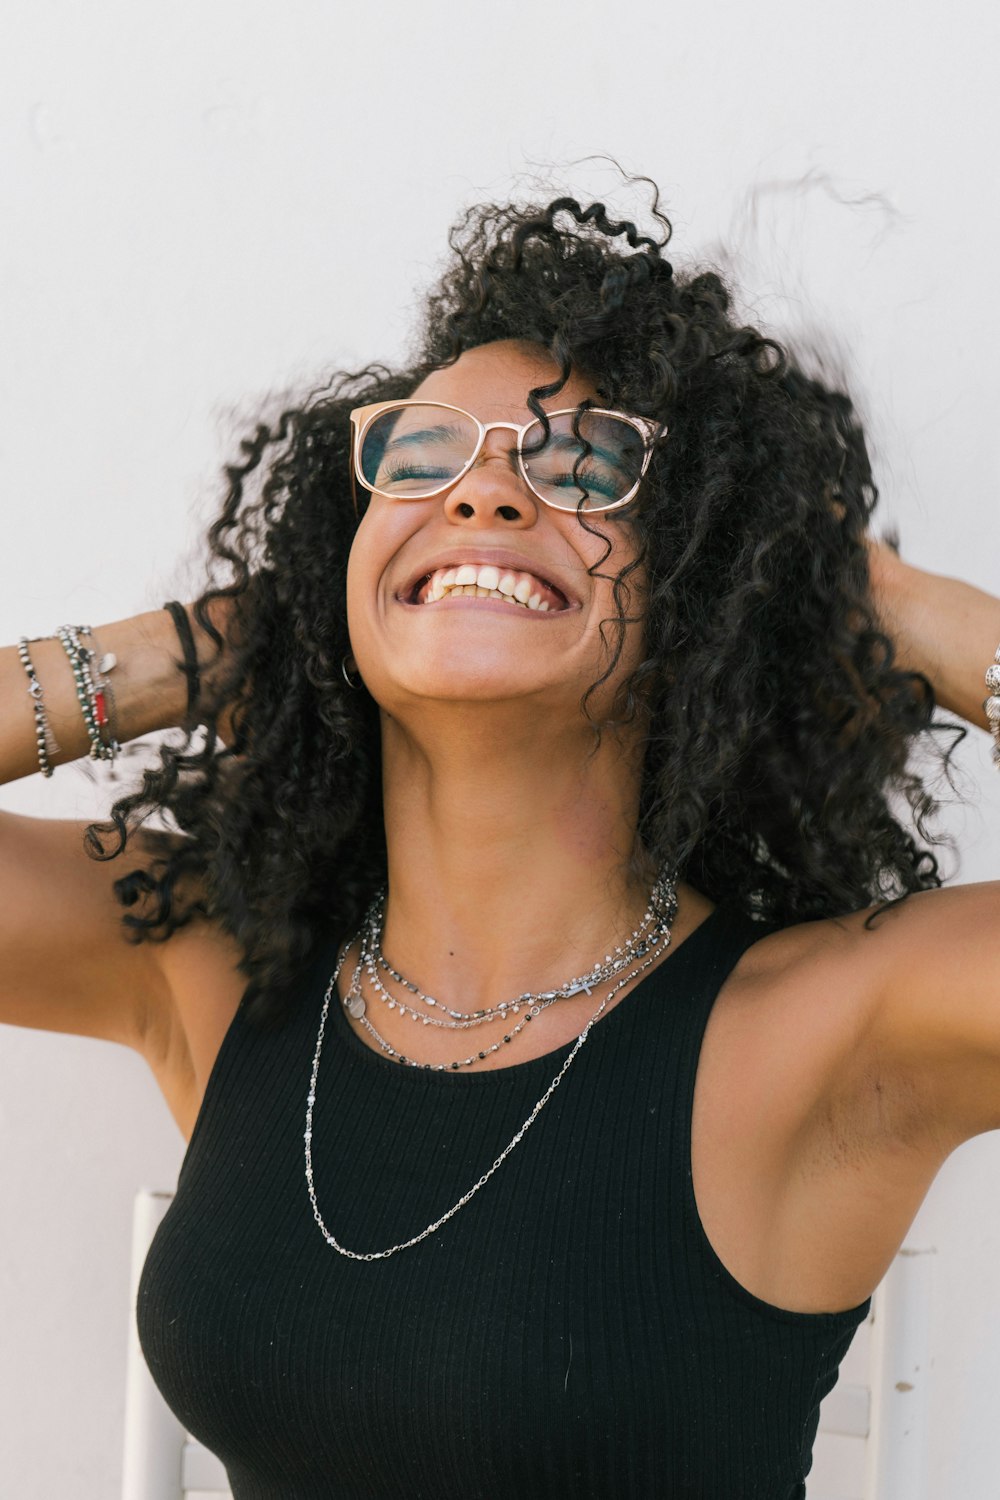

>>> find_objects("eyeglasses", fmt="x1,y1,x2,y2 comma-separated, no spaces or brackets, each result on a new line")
349,399,665,516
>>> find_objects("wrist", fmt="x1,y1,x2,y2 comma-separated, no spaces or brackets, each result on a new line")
867,545,1000,729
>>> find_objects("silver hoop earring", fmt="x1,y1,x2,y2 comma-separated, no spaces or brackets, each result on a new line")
341,656,361,690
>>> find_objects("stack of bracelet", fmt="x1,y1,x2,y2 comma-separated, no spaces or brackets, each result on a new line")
986,644,1000,769
16,625,121,776
16,602,197,780
55,624,120,763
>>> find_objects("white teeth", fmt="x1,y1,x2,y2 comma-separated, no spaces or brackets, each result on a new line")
416,563,567,610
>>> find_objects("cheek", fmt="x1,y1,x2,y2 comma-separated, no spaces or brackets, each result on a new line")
344,539,365,645
581,530,646,618
345,518,385,657
572,511,641,573
345,505,398,623
601,556,649,673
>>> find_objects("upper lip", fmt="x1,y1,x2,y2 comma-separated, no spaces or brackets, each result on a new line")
397,548,582,607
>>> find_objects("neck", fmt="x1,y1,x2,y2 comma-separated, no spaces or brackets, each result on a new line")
377,704,656,1009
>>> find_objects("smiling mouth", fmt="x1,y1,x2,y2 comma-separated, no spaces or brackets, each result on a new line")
408,563,571,612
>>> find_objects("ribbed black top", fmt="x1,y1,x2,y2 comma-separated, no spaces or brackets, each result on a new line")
137,902,870,1499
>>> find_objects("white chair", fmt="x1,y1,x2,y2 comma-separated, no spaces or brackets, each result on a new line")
124,1188,930,1500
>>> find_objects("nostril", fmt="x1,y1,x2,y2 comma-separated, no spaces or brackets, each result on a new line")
498,506,521,521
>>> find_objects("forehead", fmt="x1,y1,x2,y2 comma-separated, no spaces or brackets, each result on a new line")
410,340,602,422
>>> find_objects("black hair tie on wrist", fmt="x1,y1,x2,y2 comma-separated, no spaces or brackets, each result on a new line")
162,600,201,716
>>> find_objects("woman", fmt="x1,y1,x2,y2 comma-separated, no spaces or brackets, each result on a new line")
2,188,999,1498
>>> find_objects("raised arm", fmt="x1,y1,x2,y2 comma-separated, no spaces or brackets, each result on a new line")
857,542,1000,1148
867,539,1000,738
0,606,219,1050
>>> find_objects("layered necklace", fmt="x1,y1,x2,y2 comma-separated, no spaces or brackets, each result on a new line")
304,866,679,1260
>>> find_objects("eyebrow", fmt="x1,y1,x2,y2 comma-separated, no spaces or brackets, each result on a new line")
382,423,469,453
540,430,632,479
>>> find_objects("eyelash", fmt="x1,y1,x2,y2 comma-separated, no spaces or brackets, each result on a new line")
380,461,453,480
380,459,615,494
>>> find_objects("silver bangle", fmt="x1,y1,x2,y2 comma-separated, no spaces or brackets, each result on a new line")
16,637,60,778
55,624,118,763
87,627,120,756
984,643,1000,770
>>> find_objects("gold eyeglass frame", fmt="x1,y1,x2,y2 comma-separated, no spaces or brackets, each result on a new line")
348,399,666,518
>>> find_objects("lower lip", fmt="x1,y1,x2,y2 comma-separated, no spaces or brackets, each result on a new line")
397,595,576,618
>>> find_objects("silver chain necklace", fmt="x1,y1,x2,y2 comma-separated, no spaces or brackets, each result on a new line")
304,872,679,1261
349,896,678,1070
362,869,675,1027
347,945,564,1066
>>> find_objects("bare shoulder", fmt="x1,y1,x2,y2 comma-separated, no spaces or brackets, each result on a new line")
730,895,920,1022
733,900,876,986
745,883,1000,1152
144,908,249,1138
847,882,1000,1146
716,900,942,1160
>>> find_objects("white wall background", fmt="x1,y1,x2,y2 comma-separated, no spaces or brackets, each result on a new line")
1,0,999,1494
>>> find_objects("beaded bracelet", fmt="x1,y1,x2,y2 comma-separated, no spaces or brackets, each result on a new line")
16,637,60,777
72,624,120,759
54,625,105,760
55,624,119,762
985,643,1000,770
87,627,120,752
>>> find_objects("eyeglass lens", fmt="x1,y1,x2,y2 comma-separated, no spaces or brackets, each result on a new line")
358,404,647,511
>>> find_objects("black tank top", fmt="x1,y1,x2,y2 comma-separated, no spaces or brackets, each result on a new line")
137,901,870,1499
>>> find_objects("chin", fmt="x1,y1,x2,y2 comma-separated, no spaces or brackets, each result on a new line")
384,666,559,707
361,640,582,707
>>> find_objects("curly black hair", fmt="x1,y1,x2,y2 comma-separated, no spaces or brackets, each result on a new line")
86,180,957,1026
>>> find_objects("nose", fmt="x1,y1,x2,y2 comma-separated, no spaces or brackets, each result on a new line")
440,426,540,527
